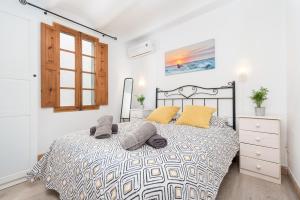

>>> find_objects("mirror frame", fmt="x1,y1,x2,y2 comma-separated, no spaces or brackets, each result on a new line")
120,78,134,122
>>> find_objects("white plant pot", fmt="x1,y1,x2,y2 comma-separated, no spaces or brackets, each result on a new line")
255,107,265,116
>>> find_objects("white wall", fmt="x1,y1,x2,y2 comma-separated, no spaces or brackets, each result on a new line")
128,0,288,165
287,0,300,187
0,0,131,154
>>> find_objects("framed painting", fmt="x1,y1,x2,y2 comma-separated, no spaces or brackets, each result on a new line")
165,39,215,75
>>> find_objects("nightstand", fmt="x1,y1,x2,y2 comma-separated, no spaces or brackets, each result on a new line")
239,116,281,184
130,109,152,122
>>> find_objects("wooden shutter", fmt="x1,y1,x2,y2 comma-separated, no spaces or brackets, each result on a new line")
41,23,58,107
95,42,108,105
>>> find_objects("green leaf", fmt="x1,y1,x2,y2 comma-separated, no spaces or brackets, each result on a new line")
136,94,145,106
249,87,269,107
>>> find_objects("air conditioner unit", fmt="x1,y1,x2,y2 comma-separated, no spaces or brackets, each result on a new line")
127,41,153,58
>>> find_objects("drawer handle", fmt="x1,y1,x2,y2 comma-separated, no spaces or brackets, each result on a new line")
255,137,261,142
256,123,260,128
256,165,262,170
255,152,261,156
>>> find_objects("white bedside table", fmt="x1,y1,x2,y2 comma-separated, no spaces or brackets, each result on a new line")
130,109,152,122
239,116,281,184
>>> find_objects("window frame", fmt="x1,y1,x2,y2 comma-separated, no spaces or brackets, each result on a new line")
53,23,100,112
80,33,99,111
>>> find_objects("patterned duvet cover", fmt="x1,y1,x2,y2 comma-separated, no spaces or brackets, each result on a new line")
28,121,239,200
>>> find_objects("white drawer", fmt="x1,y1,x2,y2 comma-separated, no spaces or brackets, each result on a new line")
240,143,280,163
239,118,280,134
130,118,143,123
130,110,152,119
239,130,279,148
130,110,143,118
240,156,280,178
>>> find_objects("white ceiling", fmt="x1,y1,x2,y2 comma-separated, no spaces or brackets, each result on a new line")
44,0,229,41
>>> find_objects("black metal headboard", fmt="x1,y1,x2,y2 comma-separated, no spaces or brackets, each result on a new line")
155,81,236,130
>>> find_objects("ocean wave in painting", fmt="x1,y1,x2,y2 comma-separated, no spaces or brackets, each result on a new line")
165,57,215,76
165,39,215,76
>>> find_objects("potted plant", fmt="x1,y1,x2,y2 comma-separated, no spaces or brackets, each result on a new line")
136,94,145,109
250,87,269,116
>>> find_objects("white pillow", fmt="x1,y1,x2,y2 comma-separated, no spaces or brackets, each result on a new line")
209,116,228,128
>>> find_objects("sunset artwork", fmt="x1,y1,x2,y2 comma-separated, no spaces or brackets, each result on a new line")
165,39,215,75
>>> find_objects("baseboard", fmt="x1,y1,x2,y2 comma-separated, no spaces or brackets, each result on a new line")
281,166,288,175
0,178,26,190
0,170,28,190
287,168,300,199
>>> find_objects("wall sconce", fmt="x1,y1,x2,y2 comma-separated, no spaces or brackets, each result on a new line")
236,59,251,82
237,67,249,82
138,77,146,88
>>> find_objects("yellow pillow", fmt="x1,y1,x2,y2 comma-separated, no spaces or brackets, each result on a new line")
147,106,180,124
175,105,216,128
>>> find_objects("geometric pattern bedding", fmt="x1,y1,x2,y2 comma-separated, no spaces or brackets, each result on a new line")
28,121,239,200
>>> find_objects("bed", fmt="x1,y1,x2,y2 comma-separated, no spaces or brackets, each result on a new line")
28,82,239,200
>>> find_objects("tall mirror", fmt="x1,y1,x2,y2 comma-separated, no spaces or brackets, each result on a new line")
120,78,134,122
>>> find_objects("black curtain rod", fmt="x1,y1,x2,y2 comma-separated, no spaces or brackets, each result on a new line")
19,0,117,40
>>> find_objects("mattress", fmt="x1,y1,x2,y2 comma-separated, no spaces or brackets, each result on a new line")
28,121,239,200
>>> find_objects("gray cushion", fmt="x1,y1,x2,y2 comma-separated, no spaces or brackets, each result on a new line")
94,115,113,139
146,134,167,149
90,126,97,136
112,124,118,134
119,122,157,150
90,123,118,136
95,125,112,139
97,115,113,125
